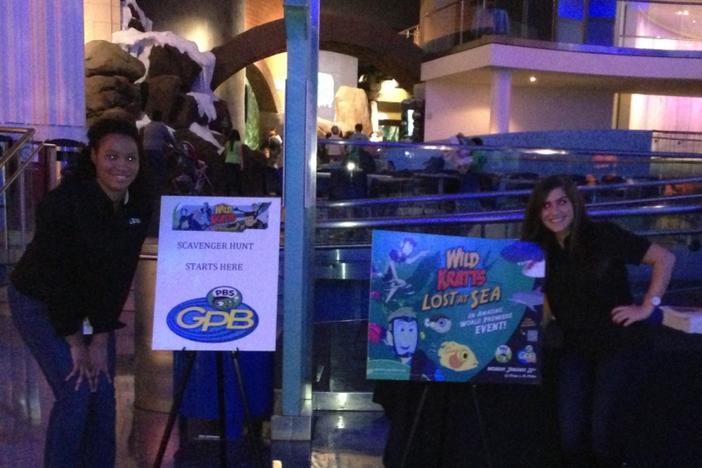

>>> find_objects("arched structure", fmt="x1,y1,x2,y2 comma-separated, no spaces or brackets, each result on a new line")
211,12,423,93
245,64,278,113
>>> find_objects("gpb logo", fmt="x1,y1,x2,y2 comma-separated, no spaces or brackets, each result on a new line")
166,286,258,343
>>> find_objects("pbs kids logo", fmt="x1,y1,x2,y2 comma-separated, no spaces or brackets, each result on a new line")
166,286,258,343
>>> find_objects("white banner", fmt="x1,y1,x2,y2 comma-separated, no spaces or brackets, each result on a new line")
152,196,281,351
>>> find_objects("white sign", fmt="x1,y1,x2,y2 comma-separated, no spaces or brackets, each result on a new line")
152,196,281,351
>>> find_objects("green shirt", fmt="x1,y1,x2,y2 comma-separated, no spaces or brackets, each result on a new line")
225,140,242,165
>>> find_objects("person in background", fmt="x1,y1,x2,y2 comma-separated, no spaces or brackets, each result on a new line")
224,129,244,196
347,123,369,165
350,122,368,141
521,175,675,468
141,110,175,193
326,124,345,167
267,127,283,170
259,141,280,196
9,117,152,468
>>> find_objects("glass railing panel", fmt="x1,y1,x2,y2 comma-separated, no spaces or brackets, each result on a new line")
617,2,702,51
0,135,44,267
315,139,702,246
419,1,702,56
420,1,553,54
652,131,702,154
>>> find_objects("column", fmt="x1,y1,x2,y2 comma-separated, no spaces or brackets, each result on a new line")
0,0,86,140
270,0,319,442
489,68,511,134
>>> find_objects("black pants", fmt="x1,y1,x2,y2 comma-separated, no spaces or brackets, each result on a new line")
225,163,242,196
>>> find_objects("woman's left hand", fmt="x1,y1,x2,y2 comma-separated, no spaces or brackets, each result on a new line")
88,333,112,391
611,304,653,327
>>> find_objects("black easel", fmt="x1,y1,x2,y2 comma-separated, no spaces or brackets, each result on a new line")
152,349,265,468
470,384,494,468
398,382,494,468
230,348,264,467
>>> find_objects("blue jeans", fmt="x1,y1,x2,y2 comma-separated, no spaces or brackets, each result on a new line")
557,348,642,468
9,284,116,468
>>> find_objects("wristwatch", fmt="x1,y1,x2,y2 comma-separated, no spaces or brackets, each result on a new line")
650,296,662,307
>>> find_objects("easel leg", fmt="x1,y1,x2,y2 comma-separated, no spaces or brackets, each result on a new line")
471,384,493,468
400,384,429,468
216,352,228,468
153,350,197,468
230,349,265,468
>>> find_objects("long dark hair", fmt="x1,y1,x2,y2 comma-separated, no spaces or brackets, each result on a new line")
70,117,150,198
521,175,588,252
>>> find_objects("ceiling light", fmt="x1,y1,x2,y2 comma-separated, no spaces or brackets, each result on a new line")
529,76,537,83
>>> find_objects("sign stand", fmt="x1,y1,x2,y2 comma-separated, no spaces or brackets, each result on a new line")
398,383,493,468
152,349,265,468
470,384,494,468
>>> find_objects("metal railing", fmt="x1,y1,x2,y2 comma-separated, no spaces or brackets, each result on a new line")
652,131,702,154
0,127,57,263
316,187,702,243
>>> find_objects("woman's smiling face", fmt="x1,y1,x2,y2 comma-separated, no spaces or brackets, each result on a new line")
91,133,139,202
540,187,574,242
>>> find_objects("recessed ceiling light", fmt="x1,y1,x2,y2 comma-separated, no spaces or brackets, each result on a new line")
529,76,537,83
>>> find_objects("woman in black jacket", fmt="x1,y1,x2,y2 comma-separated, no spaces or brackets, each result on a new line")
9,117,151,468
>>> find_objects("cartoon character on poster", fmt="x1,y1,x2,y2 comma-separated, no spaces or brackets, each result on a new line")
173,201,271,232
367,230,544,383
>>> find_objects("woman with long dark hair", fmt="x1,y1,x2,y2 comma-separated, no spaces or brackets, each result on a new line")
522,175,675,467
9,117,151,467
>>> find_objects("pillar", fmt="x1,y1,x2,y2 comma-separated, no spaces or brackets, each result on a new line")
0,0,86,140
270,0,319,442
489,68,511,134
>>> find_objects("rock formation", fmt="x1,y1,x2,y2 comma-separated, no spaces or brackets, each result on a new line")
85,40,144,126
84,30,232,195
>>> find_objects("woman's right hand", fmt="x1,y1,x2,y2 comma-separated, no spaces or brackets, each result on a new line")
64,332,95,391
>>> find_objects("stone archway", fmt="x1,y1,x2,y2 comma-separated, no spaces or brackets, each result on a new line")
246,64,277,114
210,12,423,93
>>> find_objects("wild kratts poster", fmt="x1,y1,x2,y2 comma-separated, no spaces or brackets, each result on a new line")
367,230,544,384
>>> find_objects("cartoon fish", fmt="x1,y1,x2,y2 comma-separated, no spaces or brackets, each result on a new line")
509,287,544,312
500,241,545,278
424,314,452,333
438,341,478,371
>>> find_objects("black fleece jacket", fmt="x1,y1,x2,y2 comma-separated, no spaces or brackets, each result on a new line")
11,178,151,336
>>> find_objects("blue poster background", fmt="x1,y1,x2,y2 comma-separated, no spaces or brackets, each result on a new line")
367,230,544,384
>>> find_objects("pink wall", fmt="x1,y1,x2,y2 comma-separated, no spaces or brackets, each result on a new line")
0,0,86,140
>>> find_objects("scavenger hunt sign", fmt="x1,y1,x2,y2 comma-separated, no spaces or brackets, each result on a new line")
152,196,281,351
367,230,544,384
